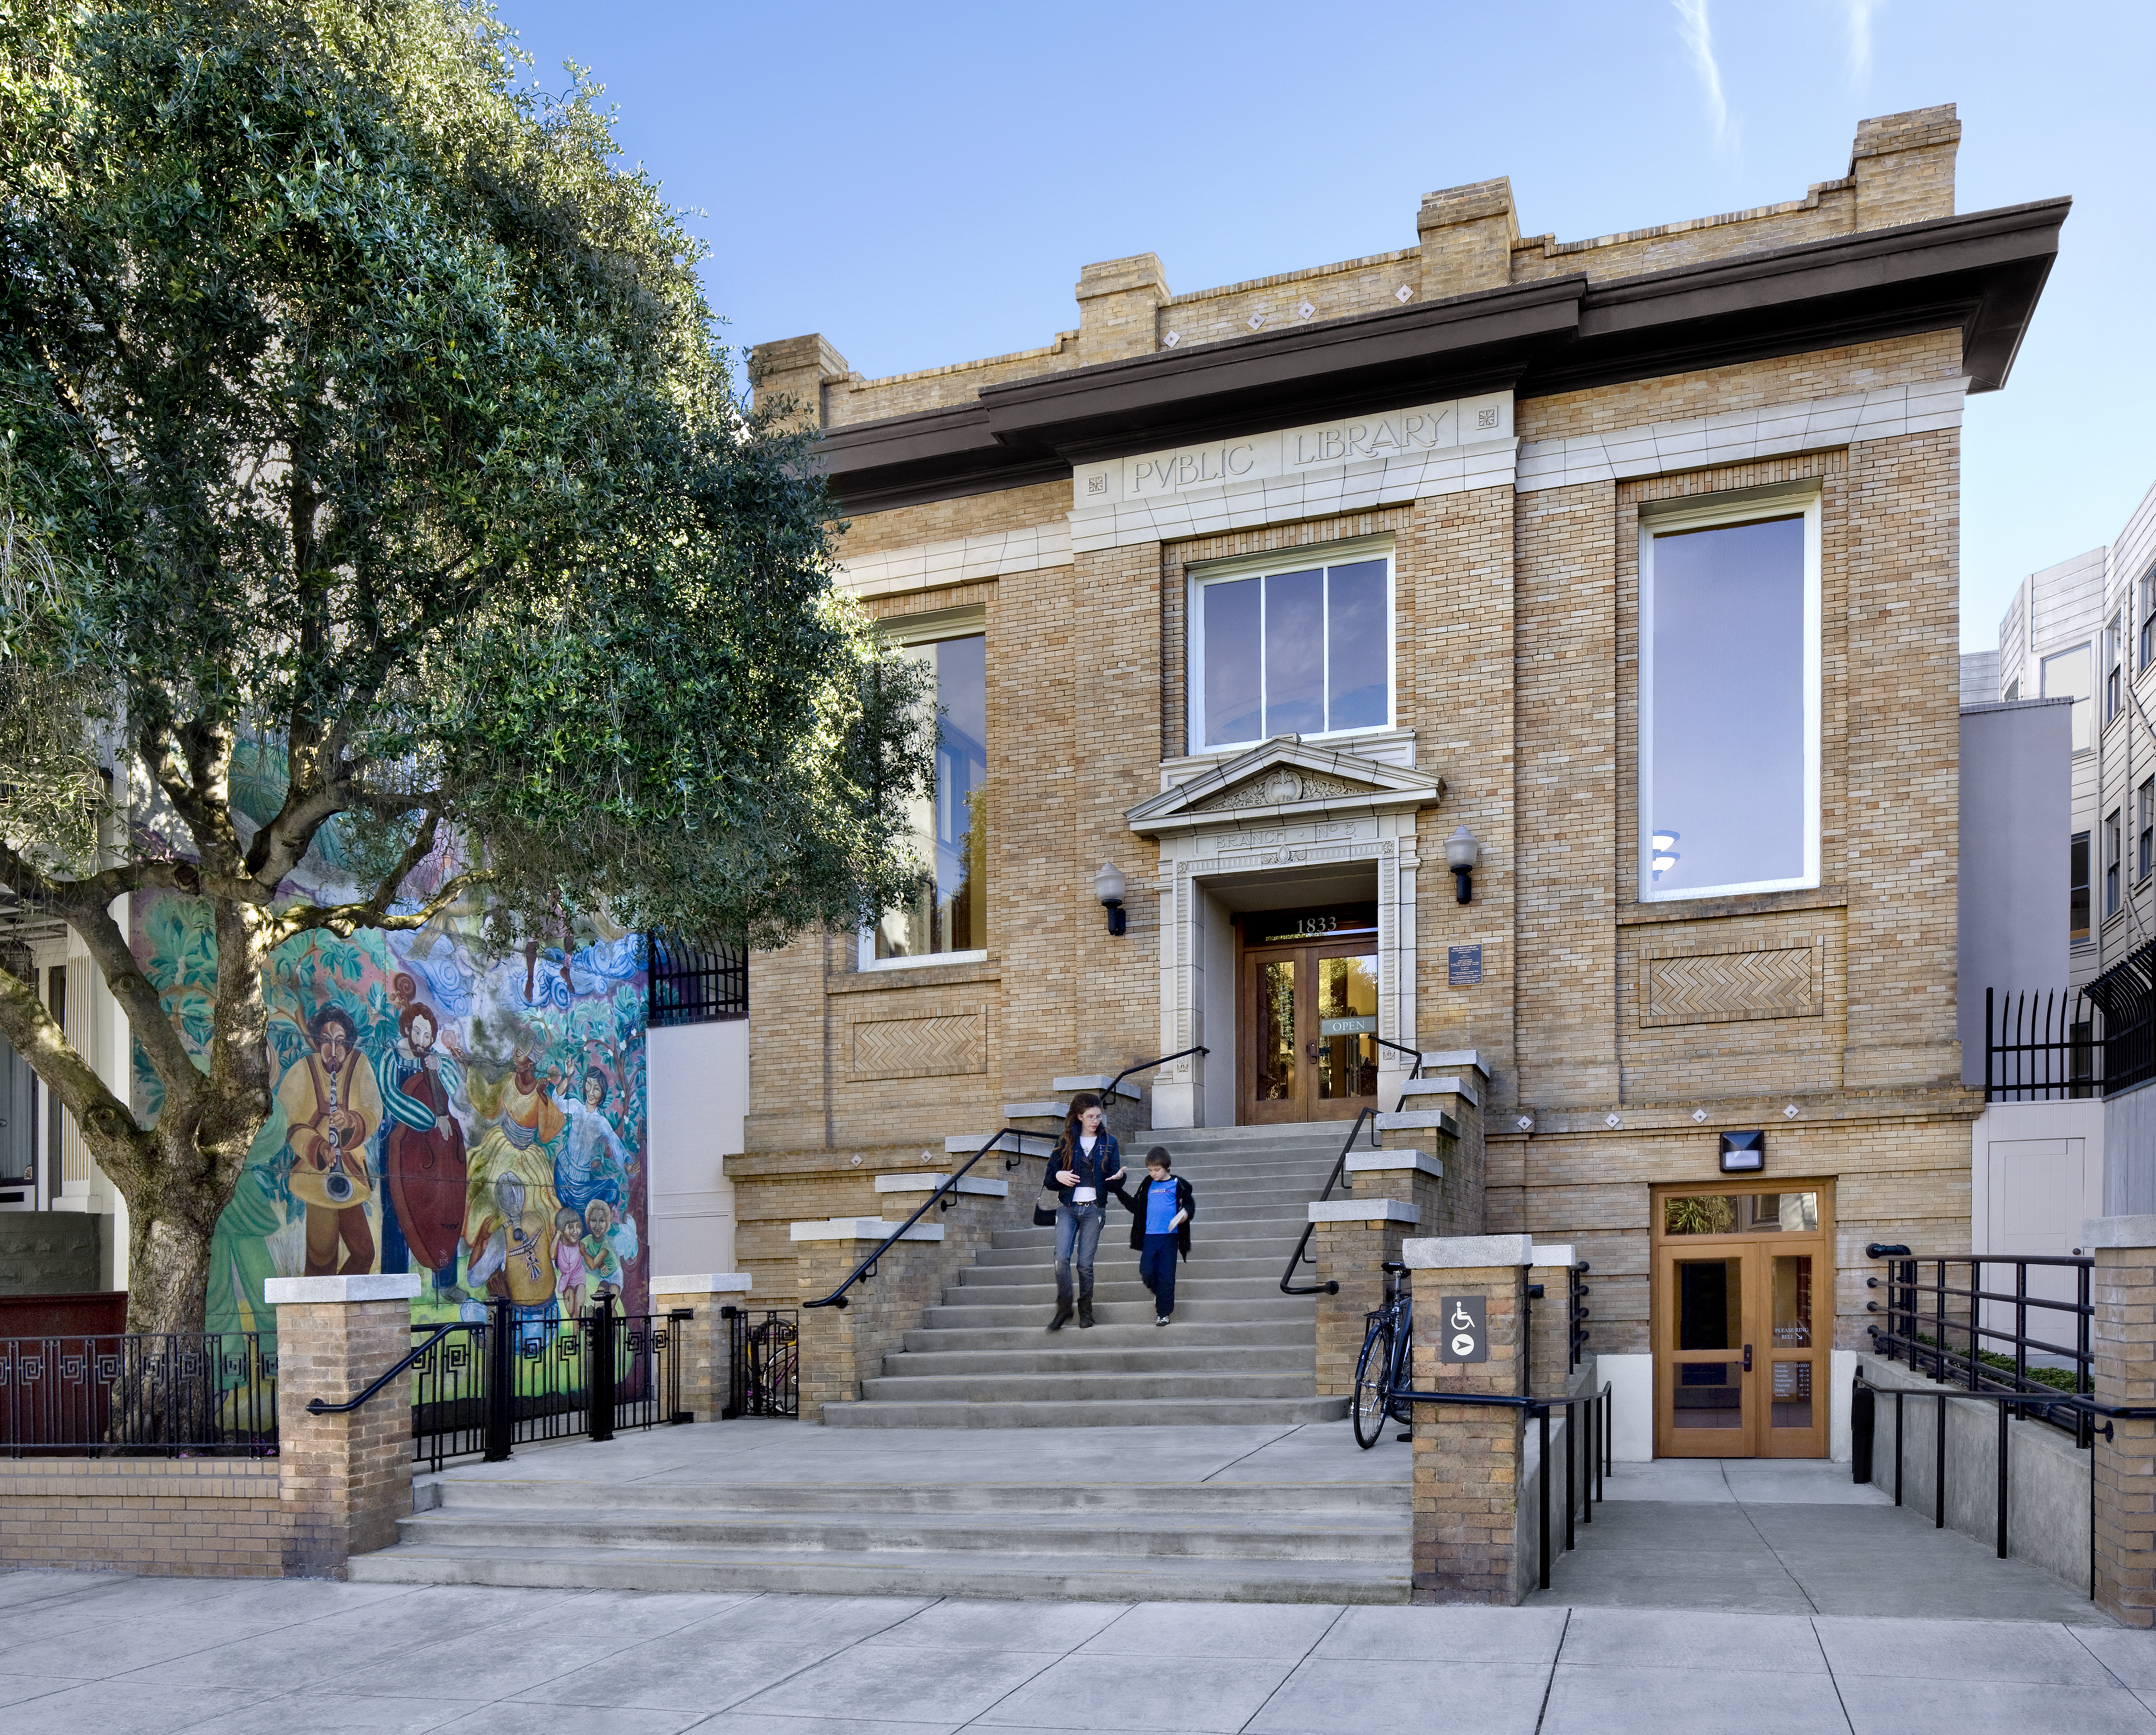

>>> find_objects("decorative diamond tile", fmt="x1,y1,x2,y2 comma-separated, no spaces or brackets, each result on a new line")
1162,331,1181,348
1395,285,1413,302
1297,299,1315,320
1246,312,1266,331
1516,1115,1534,1132
1604,1114,1622,1130
1783,1103,1801,1118
1692,1108,1708,1123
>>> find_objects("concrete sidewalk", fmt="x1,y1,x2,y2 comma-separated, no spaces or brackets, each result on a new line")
6,1569,2156,1735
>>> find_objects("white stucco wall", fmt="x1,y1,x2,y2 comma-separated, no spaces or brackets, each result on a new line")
647,1018,747,1276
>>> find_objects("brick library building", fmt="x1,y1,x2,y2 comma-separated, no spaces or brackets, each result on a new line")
733,105,2063,1461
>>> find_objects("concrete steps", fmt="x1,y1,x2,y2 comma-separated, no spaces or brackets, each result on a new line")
822,1121,1351,1431
349,1475,1412,1603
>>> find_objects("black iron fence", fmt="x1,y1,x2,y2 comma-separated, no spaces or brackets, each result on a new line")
409,1297,683,1472
1983,987,2100,1100
1984,945,2156,1102
0,1331,276,1458
722,1307,798,1419
1863,1248,2094,1442
647,932,747,1027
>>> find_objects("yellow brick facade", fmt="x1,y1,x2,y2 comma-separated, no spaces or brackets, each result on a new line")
738,107,2039,1434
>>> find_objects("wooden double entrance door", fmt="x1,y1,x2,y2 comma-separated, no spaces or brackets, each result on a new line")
1653,1182,1834,1459
1238,906,1381,1124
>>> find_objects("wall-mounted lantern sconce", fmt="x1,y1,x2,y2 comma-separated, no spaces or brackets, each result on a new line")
1094,860,1127,936
1445,826,1481,904
1719,1130,1765,1174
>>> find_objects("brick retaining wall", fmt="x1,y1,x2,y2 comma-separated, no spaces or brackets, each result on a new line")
0,1458,282,1578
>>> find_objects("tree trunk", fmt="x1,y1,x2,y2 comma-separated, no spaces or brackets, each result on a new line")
126,1208,217,1338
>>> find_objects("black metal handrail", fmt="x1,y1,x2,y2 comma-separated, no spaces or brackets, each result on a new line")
1855,1369,2156,1595
1100,1045,1210,1111
1389,1379,1613,1591
1863,1247,2094,1439
1373,1036,1422,1076
804,1125,1048,1311
307,1323,458,1416
1279,1053,1434,1297
1280,1106,1379,1296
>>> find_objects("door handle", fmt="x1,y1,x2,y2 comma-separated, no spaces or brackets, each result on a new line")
1306,1042,1321,1060
1743,1344,1753,1372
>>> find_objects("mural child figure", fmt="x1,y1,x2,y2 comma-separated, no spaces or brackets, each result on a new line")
553,1206,588,1319
379,994,470,1299
580,1197,637,1301
465,1171,558,1346
278,1006,383,1276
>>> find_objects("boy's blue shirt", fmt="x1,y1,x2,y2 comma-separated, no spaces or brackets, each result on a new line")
1144,1175,1180,1235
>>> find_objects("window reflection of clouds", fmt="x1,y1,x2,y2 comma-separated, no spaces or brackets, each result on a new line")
1648,516,1806,896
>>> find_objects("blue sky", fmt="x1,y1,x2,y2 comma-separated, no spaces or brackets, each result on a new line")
502,0,2153,651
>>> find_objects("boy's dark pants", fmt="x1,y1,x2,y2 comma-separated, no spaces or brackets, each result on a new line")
1140,1233,1178,1315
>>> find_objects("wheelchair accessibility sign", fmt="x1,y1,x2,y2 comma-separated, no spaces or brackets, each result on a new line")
1440,1295,1488,1364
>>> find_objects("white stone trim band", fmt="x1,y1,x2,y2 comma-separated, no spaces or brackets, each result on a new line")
1403,1233,1533,1268
1516,378,1966,494
790,1218,947,1243
875,1173,1011,1197
1344,1149,1445,1179
651,1273,754,1295
1309,1199,1421,1225
263,1274,422,1304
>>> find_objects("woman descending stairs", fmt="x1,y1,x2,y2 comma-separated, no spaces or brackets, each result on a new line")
821,1123,1355,1428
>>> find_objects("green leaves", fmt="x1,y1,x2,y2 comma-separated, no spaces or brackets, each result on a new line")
2,0,932,949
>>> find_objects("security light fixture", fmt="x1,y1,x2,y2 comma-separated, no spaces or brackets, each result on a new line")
1445,826,1481,904
1719,1130,1766,1174
1094,860,1128,937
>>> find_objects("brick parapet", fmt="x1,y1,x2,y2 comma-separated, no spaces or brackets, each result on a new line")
1409,1260,1529,1605
274,1295,414,1577
1313,1219,1411,1399
0,1458,282,1578
2094,1241,2156,1626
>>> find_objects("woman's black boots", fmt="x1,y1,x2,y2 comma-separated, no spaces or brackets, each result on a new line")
1078,1299,1096,1328
1046,1304,1073,1331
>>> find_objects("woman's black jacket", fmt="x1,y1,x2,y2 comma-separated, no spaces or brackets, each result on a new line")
1045,1132,1123,1206
1111,1172,1196,1258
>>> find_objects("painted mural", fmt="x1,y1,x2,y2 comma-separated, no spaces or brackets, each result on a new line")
131,853,650,1351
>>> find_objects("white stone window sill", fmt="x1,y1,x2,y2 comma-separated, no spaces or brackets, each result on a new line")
856,949,988,973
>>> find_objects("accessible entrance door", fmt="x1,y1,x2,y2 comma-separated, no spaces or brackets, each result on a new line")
1652,1183,1834,1459
1238,906,1381,1124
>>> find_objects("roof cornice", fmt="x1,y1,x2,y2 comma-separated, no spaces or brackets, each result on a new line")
817,197,2067,516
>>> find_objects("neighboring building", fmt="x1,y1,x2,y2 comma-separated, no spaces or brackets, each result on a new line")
1996,546,2108,984
741,107,2064,1458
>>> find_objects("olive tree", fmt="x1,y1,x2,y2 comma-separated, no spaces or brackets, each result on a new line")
0,0,928,1333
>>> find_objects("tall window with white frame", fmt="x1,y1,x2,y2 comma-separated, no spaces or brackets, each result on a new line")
2106,808,2122,920
2109,615,2124,723
1640,490,1822,900
2138,778,2153,883
863,626,987,966
2142,568,2156,672
2072,831,2091,945
2043,643,2093,753
1188,543,1392,751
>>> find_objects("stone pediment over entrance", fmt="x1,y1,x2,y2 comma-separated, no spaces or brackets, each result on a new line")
1125,737,1444,836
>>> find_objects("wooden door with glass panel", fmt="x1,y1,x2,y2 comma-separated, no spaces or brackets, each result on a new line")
1239,910,1381,1123
1653,1185,1831,1458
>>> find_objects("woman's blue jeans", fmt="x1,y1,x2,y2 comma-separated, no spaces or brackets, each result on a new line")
1054,1203,1106,1307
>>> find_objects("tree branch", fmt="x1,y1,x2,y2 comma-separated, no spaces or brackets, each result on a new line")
0,943,153,1189
281,867,492,940
54,880,209,1117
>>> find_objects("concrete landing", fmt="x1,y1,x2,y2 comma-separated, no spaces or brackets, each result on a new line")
1532,1458,2105,1623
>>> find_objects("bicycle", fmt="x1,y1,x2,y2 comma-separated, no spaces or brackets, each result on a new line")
1352,1260,1415,1449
